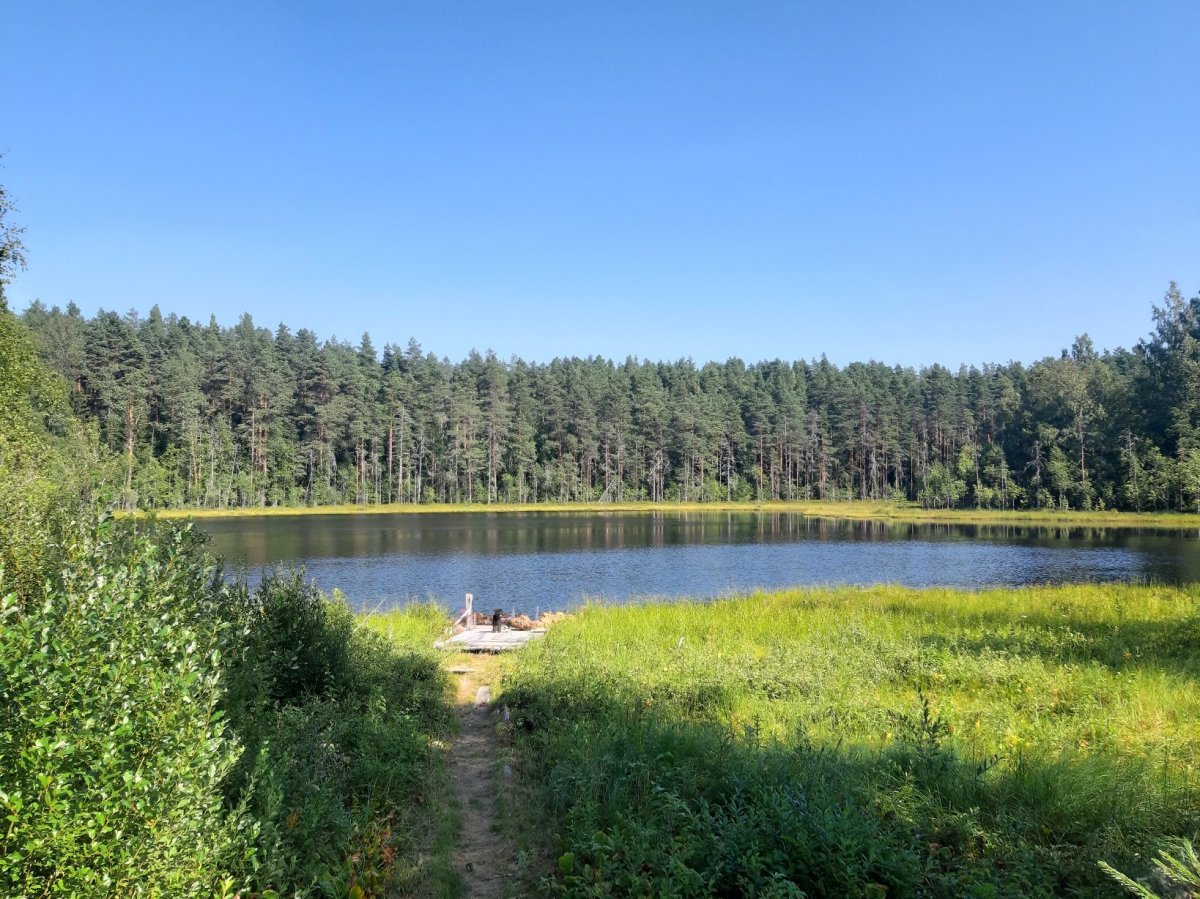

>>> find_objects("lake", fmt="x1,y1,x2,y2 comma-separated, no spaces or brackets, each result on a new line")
197,511,1200,613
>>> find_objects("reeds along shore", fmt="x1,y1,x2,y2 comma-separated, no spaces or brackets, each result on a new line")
486,583,1200,896
142,499,1200,529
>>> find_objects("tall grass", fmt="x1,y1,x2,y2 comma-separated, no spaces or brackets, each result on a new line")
502,584,1200,897
365,603,454,648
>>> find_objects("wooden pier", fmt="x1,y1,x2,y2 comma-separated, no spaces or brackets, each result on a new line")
437,628,545,652
436,592,547,652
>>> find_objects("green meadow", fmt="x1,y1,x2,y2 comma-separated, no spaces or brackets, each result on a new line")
491,584,1200,897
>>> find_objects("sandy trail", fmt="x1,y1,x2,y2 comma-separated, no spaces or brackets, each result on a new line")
447,664,512,898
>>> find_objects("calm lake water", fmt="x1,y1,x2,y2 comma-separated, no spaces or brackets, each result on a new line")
197,511,1200,614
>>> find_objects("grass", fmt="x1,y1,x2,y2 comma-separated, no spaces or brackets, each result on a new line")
497,584,1200,897
218,584,462,898
364,602,453,648
359,605,465,898
139,499,1200,530
361,625,519,899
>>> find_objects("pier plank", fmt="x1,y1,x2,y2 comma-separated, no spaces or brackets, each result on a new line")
437,628,545,652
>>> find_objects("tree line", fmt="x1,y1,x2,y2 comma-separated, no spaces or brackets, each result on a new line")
16,283,1200,512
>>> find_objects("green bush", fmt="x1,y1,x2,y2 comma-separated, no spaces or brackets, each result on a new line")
0,520,248,898
223,574,452,896
0,309,95,598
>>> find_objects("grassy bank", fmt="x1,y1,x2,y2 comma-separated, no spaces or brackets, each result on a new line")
499,584,1200,897
143,499,1200,530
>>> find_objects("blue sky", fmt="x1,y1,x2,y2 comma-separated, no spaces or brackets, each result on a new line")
5,1,1198,367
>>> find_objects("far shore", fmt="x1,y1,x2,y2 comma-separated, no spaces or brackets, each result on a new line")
129,500,1200,530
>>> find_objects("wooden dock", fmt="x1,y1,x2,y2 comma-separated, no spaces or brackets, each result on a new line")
437,628,546,652
437,592,547,652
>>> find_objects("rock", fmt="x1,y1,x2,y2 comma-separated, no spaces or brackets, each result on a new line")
505,614,535,631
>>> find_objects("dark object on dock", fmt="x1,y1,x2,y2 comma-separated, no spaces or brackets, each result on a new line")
438,592,547,651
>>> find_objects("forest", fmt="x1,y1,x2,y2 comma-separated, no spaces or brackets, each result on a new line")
17,285,1200,513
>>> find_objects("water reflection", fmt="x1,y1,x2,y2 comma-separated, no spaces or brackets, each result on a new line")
198,512,1200,613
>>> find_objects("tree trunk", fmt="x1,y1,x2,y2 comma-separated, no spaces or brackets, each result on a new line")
125,402,135,495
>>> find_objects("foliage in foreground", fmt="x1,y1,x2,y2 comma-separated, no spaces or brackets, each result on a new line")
1101,838,1200,897
223,575,453,895
0,523,246,896
502,585,1200,897
0,515,452,898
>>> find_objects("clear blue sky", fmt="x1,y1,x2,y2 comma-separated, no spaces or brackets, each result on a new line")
5,1,1198,367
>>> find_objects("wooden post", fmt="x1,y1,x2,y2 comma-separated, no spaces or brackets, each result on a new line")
465,593,474,630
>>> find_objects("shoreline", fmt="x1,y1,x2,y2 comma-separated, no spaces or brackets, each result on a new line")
130,499,1200,529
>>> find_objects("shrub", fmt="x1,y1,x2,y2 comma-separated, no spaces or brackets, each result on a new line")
223,574,452,895
0,308,95,598
0,519,248,897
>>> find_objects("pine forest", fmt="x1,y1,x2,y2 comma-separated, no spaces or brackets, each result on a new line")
19,284,1200,513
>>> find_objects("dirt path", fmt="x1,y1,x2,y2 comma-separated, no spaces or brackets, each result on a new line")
447,662,512,898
